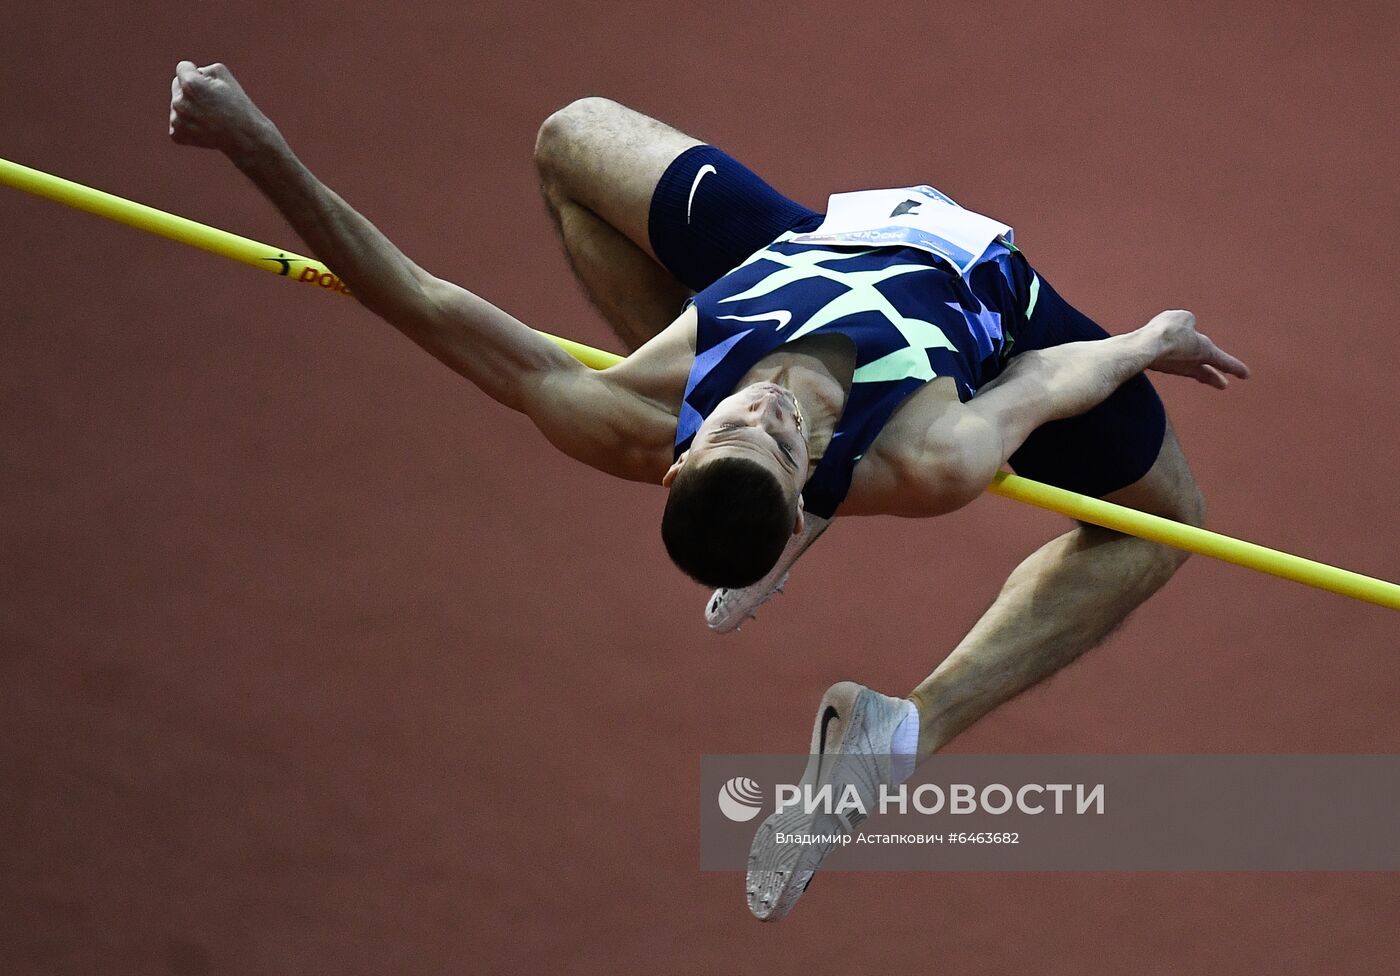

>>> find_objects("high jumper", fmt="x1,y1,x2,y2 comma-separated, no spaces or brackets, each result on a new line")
168,60,1249,920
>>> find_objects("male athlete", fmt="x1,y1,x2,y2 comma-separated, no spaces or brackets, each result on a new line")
169,62,1249,921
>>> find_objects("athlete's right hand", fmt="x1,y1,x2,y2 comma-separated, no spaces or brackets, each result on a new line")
169,61,280,159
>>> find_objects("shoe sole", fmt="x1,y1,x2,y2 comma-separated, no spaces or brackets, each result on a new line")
706,514,830,633
705,572,788,633
745,681,884,921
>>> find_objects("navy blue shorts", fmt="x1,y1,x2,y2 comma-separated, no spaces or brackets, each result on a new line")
648,145,1167,499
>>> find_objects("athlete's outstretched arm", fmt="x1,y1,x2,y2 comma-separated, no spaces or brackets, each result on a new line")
168,60,674,482
909,310,1249,506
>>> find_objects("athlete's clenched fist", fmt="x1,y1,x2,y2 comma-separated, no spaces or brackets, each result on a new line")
169,61,281,160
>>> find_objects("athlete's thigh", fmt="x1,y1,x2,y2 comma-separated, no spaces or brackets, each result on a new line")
1006,273,1170,500
536,97,702,257
1101,421,1204,524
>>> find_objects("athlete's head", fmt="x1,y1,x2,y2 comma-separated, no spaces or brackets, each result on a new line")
661,382,809,588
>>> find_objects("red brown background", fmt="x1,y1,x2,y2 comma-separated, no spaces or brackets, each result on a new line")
3,2,1398,973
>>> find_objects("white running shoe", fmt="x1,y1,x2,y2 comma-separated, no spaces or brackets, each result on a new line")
705,514,831,633
746,681,920,922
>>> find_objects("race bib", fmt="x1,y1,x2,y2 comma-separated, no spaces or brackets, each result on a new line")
790,185,1013,276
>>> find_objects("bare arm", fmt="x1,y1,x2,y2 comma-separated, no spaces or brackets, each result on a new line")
168,60,674,481
907,310,1250,507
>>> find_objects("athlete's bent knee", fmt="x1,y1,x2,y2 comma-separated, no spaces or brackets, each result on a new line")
1154,483,1205,573
1080,478,1204,576
535,96,623,170
1179,484,1206,530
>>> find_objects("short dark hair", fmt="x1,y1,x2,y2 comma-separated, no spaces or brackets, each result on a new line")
661,456,796,588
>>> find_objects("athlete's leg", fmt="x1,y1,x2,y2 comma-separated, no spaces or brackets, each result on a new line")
745,431,1200,921
907,422,1203,760
534,97,700,350
536,98,820,353
746,440,1201,921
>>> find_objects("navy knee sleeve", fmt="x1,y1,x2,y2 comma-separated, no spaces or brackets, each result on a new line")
648,145,820,292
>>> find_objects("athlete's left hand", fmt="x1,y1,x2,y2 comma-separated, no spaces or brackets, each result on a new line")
1142,310,1250,389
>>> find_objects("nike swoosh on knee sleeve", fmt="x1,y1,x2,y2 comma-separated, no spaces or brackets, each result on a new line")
687,164,717,224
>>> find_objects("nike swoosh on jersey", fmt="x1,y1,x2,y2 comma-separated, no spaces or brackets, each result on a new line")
687,164,717,224
716,310,793,330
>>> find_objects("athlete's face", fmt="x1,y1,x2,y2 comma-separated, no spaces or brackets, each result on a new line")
663,382,810,519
